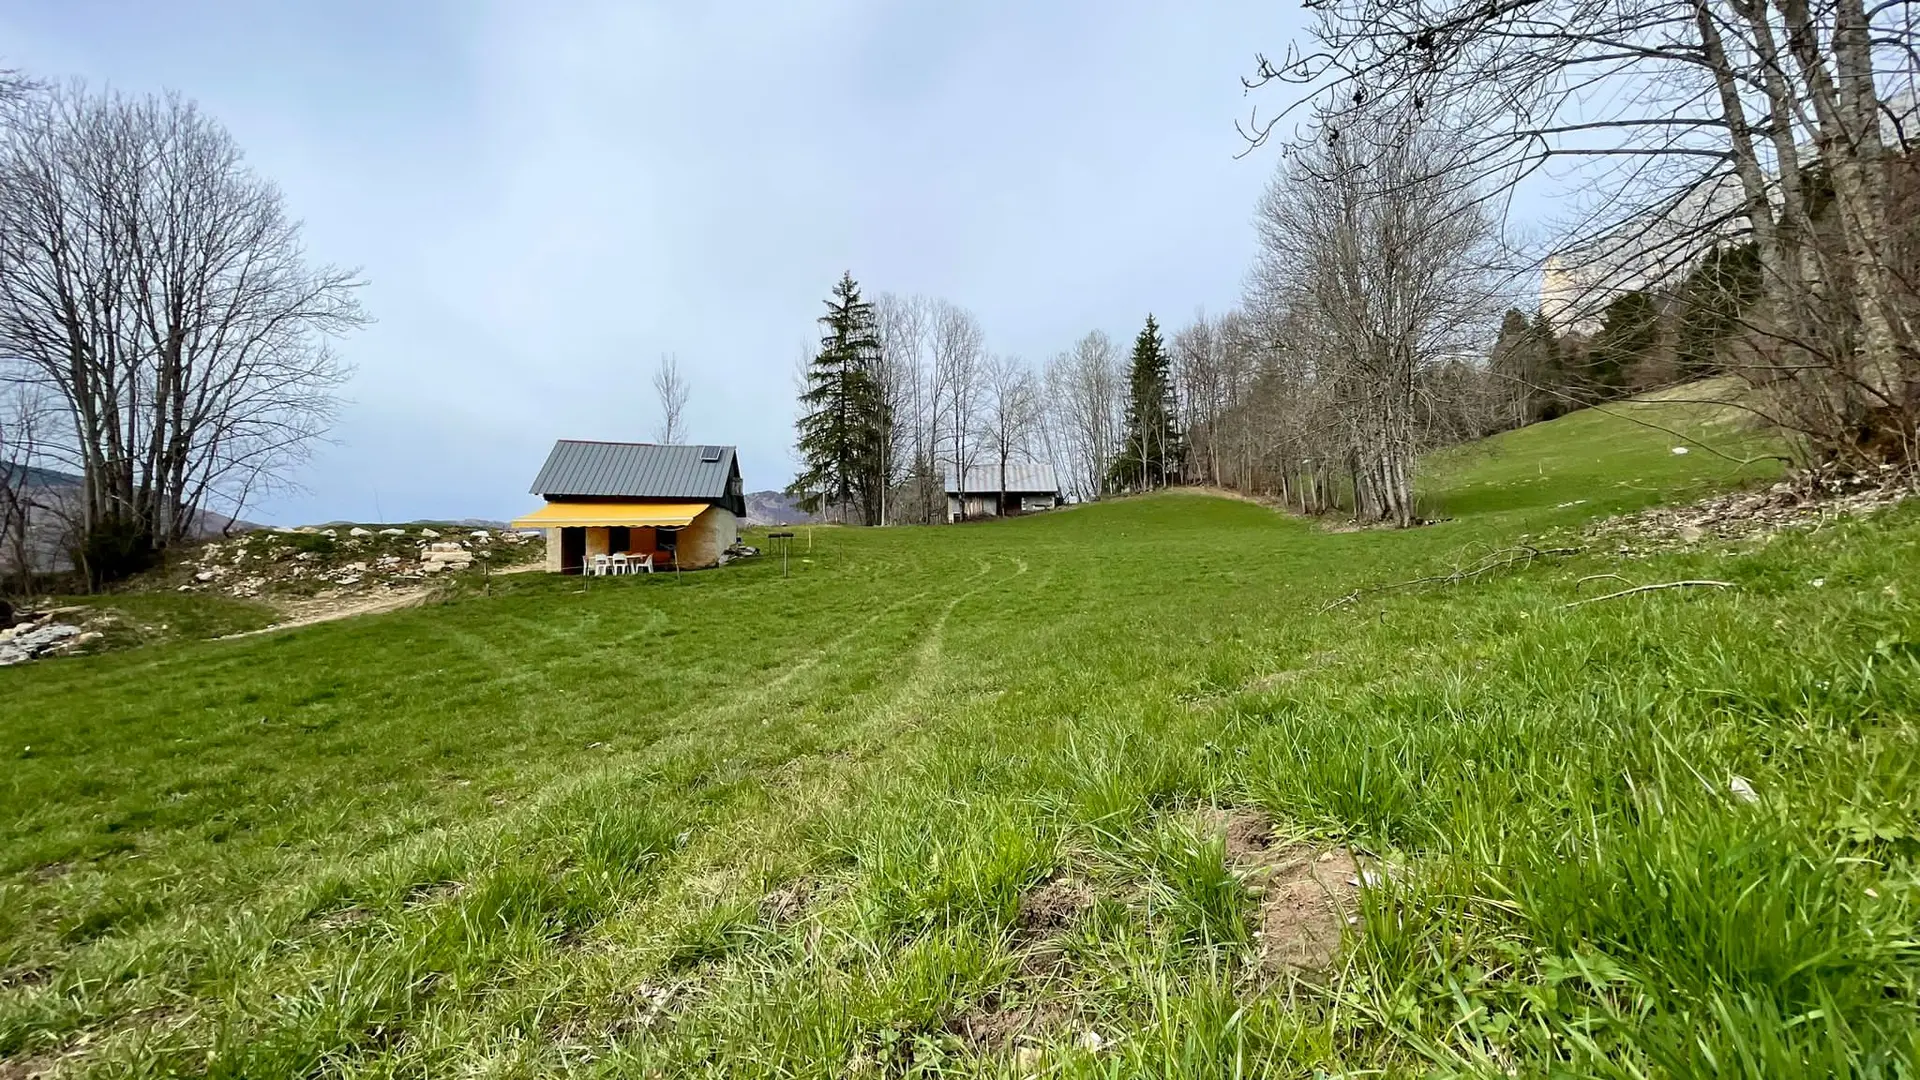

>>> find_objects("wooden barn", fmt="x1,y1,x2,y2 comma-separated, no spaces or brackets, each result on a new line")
511,441,746,573
945,463,1061,522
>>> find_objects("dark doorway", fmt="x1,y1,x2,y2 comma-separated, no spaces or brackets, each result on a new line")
560,527,585,574
609,526,631,554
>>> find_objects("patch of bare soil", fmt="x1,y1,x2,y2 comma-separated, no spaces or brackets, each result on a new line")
0,965,50,990
225,585,433,638
0,1054,57,1080
1194,806,1277,864
1194,808,1361,976
1253,848,1360,976
759,879,813,926
1017,875,1093,938
402,879,466,908
606,982,680,1038
947,993,1071,1053
314,905,373,932
1591,464,1914,554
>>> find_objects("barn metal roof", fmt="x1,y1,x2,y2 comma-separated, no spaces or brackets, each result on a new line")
944,462,1059,495
529,441,737,499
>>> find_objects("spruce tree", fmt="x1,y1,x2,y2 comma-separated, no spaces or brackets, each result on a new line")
789,272,888,523
1588,290,1660,395
1114,314,1183,489
1673,243,1762,379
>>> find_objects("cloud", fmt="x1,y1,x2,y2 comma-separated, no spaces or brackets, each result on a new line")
4,0,1294,523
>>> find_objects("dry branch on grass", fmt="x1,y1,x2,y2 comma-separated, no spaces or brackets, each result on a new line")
1563,580,1734,607
1318,544,1580,612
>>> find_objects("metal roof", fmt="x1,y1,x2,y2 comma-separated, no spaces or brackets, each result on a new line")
944,462,1059,495
529,441,737,499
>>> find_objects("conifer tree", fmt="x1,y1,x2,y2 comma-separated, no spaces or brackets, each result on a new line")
1113,314,1183,489
790,272,888,523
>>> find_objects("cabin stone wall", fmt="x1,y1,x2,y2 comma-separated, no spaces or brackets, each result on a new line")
677,506,738,569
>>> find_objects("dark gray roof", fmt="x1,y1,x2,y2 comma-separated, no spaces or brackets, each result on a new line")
945,462,1059,495
530,441,738,499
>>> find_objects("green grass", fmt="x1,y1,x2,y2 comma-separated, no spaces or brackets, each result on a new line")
2,400,1915,1078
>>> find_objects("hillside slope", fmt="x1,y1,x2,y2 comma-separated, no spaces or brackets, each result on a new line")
2,401,1914,1077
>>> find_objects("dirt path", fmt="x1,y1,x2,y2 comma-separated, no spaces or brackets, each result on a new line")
224,587,435,638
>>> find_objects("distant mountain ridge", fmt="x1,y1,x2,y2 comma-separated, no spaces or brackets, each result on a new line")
3,465,260,573
745,490,818,526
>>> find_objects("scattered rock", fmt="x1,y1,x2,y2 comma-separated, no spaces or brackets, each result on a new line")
419,528,441,539
379,528,406,537
349,527,373,537
0,623,82,667
195,570,218,582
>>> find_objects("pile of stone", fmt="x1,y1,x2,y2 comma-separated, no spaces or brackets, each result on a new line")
0,608,103,667
169,525,544,598
1591,462,1914,555
419,542,475,574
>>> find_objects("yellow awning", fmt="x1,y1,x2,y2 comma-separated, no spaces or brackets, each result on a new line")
510,501,706,528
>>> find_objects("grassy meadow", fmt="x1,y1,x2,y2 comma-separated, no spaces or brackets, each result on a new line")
3,399,1917,1078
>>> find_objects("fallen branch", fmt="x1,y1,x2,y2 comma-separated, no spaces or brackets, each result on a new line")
1319,545,1581,613
1563,580,1733,607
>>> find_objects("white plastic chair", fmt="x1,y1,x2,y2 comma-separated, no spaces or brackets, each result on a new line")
610,552,630,575
590,553,611,576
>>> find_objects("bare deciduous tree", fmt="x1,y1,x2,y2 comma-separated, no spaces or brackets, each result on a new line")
978,354,1041,512
0,383,49,594
1249,122,1502,526
875,292,934,524
930,301,984,519
0,83,365,582
1043,330,1124,501
652,353,689,443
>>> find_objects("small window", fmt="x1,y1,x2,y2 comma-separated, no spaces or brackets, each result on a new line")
700,445,724,463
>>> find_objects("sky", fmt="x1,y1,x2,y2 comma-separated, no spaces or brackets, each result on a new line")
2,1,1309,524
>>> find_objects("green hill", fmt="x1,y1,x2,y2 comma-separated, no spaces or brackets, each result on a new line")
2,399,1913,1077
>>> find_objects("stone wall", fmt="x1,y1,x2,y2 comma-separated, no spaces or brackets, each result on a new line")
677,506,738,569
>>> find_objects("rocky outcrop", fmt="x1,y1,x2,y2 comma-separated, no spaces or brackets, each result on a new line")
172,526,543,598
0,611,102,667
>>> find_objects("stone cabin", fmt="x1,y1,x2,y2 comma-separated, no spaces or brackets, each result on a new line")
511,441,746,572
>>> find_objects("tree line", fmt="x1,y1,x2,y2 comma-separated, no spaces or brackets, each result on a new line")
0,76,364,588
787,273,1202,524
795,0,1917,526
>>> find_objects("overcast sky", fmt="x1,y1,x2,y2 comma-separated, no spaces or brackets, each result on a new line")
4,1,1311,524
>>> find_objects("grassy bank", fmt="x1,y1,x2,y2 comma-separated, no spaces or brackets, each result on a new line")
2,403,1913,1077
